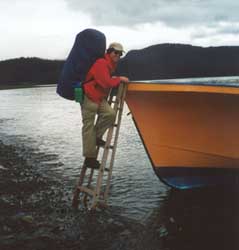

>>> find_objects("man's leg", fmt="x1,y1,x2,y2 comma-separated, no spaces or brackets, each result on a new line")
81,96,98,158
95,99,116,139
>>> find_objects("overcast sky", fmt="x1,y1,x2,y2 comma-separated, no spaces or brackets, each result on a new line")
0,0,238,60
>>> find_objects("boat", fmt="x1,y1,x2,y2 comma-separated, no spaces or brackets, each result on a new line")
125,78,239,189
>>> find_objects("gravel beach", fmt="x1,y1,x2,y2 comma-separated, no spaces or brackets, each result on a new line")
1,135,239,250
0,140,148,250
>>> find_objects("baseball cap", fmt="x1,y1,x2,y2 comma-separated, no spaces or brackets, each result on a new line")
108,42,125,53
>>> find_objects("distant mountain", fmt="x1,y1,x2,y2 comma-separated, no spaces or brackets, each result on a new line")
116,44,239,80
0,57,64,85
0,44,239,86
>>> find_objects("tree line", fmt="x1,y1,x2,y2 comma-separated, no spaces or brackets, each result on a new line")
116,44,239,80
0,57,64,85
0,44,239,86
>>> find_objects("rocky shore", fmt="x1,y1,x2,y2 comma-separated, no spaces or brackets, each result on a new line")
1,139,238,250
0,141,146,250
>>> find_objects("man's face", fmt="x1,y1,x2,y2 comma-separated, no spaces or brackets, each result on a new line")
109,50,122,63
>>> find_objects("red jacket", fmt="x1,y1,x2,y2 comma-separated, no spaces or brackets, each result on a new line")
83,53,121,104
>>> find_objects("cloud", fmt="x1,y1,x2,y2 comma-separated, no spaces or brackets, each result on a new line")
65,0,239,28
0,0,238,60
191,22,239,39
64,0,239,48
217,23,239,35
0,0,92,60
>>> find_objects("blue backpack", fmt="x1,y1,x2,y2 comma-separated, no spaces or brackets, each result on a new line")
57,29,106,100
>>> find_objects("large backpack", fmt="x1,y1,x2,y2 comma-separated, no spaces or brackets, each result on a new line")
57,29,106,100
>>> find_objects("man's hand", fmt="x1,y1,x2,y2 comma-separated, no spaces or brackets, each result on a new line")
119,76,129,83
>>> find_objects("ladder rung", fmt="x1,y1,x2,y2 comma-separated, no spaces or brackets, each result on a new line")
78,186,95,196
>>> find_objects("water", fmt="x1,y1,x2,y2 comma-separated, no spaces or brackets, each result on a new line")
0,83,167,220
0,76,239,249
141,75,239,87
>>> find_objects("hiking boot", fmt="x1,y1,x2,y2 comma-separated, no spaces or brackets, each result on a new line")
84,157,101,169
96,138,106,147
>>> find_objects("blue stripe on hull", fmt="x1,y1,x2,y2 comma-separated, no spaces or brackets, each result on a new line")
154,167,239,189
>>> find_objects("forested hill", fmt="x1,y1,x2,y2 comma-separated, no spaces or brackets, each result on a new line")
0,44,239,86
116,44,239,80
0,57,64,85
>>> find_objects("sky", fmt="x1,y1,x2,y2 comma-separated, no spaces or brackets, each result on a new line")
0,0,239,60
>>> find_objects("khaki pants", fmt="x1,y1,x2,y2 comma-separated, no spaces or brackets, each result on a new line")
81,95,116,158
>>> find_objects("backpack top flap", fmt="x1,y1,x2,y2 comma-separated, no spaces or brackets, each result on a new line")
57,29,106,100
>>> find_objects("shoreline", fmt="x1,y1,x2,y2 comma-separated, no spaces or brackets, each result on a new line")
0,140,144,250
0,83,56,90
1,134,239,249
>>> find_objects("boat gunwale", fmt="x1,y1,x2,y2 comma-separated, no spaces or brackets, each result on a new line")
127,81,239,95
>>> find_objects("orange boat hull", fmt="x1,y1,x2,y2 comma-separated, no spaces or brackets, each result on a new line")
126,82,239,189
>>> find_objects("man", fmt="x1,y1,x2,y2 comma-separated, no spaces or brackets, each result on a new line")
82,42,129,168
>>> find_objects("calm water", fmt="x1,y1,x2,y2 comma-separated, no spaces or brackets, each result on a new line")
0,83,167,220
0,77,239,249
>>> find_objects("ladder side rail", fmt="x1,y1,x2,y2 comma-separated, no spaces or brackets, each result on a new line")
79,122,106,206
75,124,102,189
72,164,88,208
72,107,105,208
84,144,101,188
91,124,114,207
103,83,127,200
92,84,125,207
82,91,114,205
78,150,106,208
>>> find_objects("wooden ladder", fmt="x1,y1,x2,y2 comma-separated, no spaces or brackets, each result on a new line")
72,83,127,209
